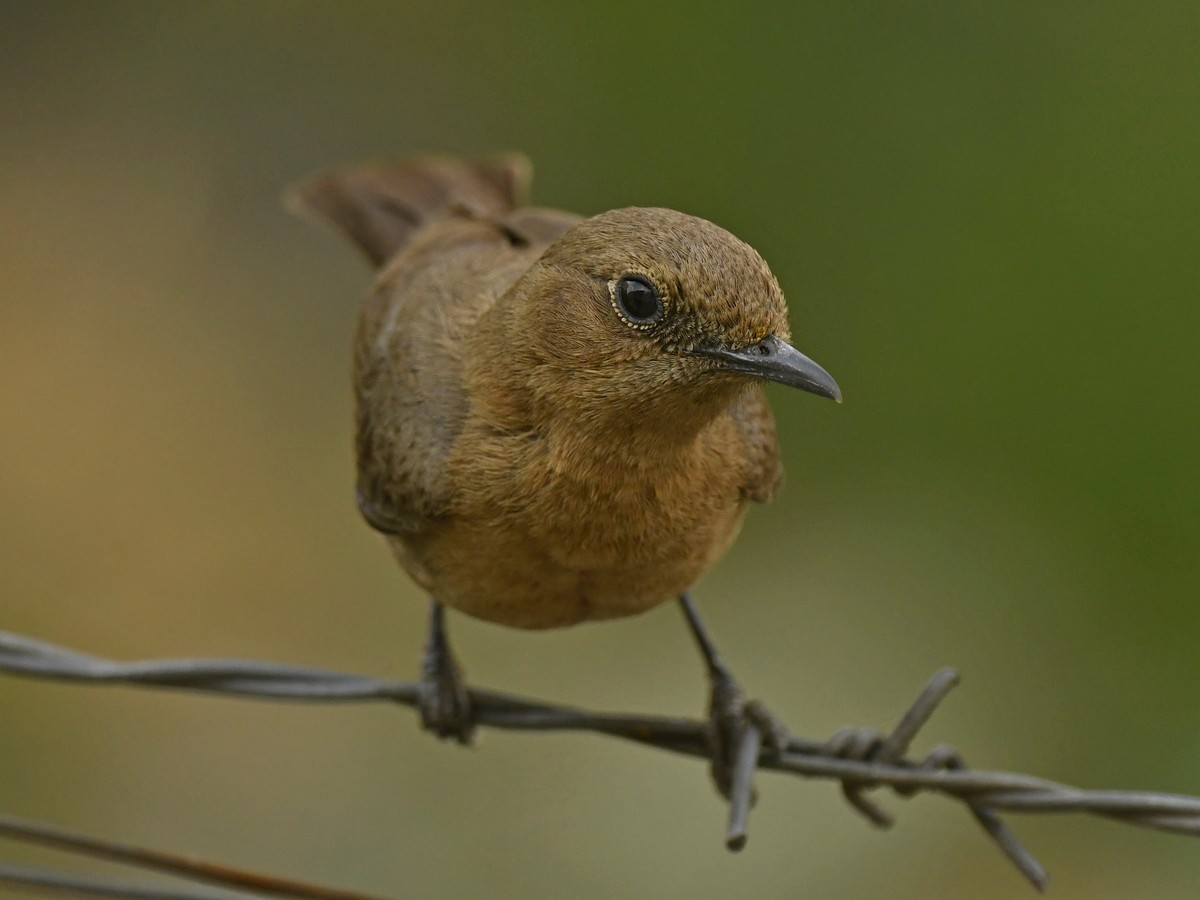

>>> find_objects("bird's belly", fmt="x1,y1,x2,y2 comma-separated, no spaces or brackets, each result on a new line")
401,495,746,629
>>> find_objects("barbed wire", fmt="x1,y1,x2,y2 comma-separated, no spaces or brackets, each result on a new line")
0,811,387,900
4,629,1200,894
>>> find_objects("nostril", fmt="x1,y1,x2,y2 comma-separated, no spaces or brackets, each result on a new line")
757,340,772,356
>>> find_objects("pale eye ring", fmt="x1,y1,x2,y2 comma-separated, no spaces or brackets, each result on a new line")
609,274,664,329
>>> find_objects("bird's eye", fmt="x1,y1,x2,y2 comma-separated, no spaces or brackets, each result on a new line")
612,275,664,328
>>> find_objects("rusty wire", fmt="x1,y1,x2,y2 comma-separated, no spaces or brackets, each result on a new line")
0,810,387,900
3,629,1200,895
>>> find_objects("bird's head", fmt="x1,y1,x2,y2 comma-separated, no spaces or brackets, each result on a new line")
490,207,841,426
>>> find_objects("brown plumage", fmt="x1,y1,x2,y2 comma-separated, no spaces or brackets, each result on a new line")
287,154,840,741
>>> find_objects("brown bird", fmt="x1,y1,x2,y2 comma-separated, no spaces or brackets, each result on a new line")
286,155,840,777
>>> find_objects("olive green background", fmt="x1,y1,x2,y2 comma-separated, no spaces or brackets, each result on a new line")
2,2,1197,897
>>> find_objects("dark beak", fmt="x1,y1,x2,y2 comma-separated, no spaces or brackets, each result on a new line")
687,334,842,403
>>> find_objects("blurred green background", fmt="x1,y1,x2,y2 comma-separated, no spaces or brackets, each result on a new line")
1,2,1198,897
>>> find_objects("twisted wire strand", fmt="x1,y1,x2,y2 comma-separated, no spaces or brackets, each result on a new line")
4,630,1200,893
0,811,386,900
0,863,232,900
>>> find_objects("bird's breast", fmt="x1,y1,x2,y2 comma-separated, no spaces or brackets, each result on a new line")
415,422,749,628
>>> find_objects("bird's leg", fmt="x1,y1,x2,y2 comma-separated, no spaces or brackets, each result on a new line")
679,594,789,800
418,599,475,744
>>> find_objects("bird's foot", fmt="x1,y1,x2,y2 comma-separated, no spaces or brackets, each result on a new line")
705,668,789,800
419,650,474,744
679,595,789,806
745,699,791,756
419,601,475,744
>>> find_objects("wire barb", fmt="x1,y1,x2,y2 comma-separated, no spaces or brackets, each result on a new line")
725,724,761,851
4,630,1200,893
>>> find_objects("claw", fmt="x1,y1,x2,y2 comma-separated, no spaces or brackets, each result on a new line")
745,699,790,757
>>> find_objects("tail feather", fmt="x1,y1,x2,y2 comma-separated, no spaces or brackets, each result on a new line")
284,154,532,267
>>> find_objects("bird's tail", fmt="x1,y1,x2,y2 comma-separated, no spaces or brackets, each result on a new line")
284,154,532,268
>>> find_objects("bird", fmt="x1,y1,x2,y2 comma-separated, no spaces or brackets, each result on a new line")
286,154,841,785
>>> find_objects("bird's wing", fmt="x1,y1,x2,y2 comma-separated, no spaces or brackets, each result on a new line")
727,387,784,503
287,155,581,536
351,228,525,536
